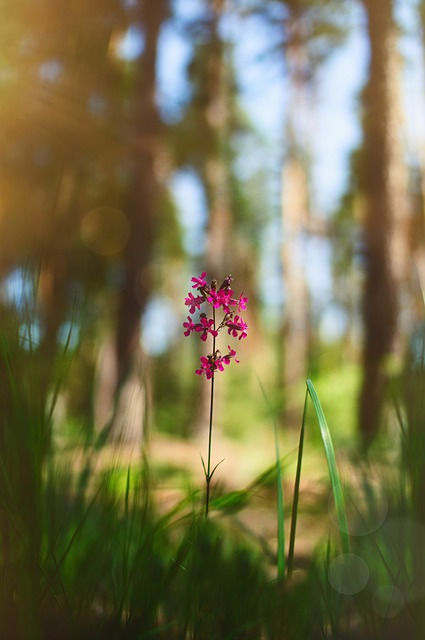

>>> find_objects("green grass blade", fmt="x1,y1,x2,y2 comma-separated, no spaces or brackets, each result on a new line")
306,379,349,554
287,386,308,579
274,413,285,582
209,489,251,514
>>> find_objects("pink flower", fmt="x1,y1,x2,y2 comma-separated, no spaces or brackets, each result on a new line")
206,290,220,308
219,275,233,290
207,288,233,313
196,356,216,379
184,273,247,377
196,347,239,377
226,315,248,340
221,346,239,365
183,316,198,337
184,292,205,314
195,314,218,342
215,355,233,371
191,272,207,289
215,358,226,372
229,293,248,312
236,294,248,312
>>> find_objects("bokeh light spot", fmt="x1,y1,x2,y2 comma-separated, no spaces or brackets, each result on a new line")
328,553,369,595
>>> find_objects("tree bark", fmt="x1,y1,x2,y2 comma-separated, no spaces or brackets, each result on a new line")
115,0,165,382
281,17,312,421
358,0,408,441
281,159,310,387
192,0,232,436
203,0,233,278
98,0,167,444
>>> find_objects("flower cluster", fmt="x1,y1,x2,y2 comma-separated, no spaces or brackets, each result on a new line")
183,272,248,377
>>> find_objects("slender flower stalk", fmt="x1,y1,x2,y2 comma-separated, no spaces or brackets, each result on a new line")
205,305,216,518
183,273,248,517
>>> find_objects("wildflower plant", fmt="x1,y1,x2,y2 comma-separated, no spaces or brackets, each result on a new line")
183,272,248,517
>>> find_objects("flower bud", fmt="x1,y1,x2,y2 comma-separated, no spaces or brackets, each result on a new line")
219,275,233,290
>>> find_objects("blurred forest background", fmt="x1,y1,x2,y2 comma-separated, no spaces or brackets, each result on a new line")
1,0,425,451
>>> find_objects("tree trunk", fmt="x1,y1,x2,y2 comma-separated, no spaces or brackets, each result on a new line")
204,0,233,278
281,160,310,385
190,0,232,437
281,19,312,422
97,0,167,445
358,0,408,441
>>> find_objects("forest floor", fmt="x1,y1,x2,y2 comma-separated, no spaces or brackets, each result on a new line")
78,433,335,564
137,431,333,562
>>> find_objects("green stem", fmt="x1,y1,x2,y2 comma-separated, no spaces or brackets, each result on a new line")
287,386,308,579
205,306,216,518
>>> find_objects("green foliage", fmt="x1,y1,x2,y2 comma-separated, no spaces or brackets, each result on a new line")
167,518,267,639
2,299,425,639
306,379,349,554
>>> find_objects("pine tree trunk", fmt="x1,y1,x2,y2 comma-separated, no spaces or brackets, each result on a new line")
204,0,233,278
281,160,310,387
281,21,312,422
358,0,408,441
98,0,167,445
192,0,232,437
